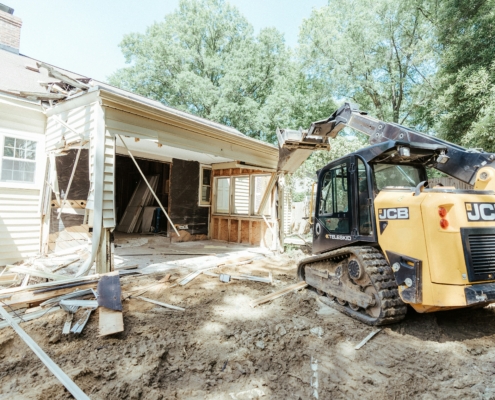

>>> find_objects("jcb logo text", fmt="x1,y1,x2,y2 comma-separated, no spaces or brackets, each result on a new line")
466,203,495,221
378,207,409,220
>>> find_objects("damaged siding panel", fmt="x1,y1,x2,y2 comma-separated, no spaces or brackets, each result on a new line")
45,103,96,150
0,187,41,265
86,106,115,228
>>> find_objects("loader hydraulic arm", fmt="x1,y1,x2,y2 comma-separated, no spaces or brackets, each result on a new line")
307,103,495,189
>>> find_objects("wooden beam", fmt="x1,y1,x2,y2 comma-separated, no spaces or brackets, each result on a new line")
249,281,308,308
256,173,277,215
0,305,90,400
135,296,185,311
6,265,66,281
37,62,90,90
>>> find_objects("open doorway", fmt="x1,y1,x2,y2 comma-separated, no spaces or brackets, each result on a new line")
114,154,171,234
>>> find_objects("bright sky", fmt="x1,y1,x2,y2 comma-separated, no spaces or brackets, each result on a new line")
6,0,327,82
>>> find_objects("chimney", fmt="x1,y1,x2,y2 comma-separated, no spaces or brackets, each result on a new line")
0,4,21,54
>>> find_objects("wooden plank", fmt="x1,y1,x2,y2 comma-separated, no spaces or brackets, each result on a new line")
5,282,98,307
251,221,261,245
0,305,90,400
241,220,250,244
135,296,185,311
249,281,308,308
6,265,66,281
0,306,61,330
229,219,238,243
219,219,229,241
98,307,124,336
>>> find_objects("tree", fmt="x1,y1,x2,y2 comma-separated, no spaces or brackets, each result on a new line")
298,0,437,125
431,0,495,151
109,0,293,143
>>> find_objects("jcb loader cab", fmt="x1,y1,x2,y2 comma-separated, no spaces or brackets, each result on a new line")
292,103,495,325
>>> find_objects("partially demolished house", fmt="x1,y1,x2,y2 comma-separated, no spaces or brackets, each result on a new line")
0,6,326,276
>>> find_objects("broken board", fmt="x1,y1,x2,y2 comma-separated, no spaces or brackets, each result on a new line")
98,307,124,336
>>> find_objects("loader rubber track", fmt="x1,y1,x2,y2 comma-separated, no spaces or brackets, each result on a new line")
298,246,407,326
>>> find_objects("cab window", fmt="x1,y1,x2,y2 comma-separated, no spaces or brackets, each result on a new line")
319,164,350,233
373,164,422,191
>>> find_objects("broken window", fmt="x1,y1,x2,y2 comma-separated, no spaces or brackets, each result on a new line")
1,136,37,183
199,166,212,206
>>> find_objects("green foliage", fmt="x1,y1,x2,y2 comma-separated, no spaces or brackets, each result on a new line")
109,0,297,143
288,131,368,198
431,0,495,151
298,0,437,124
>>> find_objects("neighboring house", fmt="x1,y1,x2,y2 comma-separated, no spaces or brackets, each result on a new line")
0,5,292,272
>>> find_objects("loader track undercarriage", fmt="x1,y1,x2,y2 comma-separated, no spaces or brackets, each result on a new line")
298,246,407,325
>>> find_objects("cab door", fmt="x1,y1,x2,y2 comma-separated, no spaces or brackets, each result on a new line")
313,159,352,253
313,156,377,254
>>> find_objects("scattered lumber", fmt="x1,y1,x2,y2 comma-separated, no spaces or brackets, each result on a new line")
5,282,98,308
135,296,185,311
123,274,171,300
0,305,91,400
6,265,66,281
178,270,203,286
60,299,98,308
249,281,308,308
0,306,61,330
71,308,94,334
98,307,124,336
204,271,272,284
355,329,382,350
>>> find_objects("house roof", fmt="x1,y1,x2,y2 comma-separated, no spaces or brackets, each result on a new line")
0,49,272,144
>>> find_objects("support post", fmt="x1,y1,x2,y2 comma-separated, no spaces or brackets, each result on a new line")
96,228,111,274
117,134,180,237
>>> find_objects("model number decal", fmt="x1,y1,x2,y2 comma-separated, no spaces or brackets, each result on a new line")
465,203,495,221
325,234,352,241
378,207,409,220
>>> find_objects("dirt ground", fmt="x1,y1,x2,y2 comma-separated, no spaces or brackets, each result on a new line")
2,249,495,400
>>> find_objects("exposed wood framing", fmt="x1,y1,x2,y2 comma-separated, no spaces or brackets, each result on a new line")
57,147,82,219
256,172,277,215
117,134,180,237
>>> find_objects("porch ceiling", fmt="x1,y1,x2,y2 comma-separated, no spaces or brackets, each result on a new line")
116,135,233,164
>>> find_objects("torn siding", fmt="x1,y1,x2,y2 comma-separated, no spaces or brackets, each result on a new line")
45,102,95,150
87,104,115,229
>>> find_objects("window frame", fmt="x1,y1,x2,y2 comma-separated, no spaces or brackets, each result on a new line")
212,174,273,217
198,165,212,207
251,174,272,216
213,176,231,214
0,130,44,190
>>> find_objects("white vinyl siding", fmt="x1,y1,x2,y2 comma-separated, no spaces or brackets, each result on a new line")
233,176,249,215
0,97,46,265
215,177,230,214
45,103,95,151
